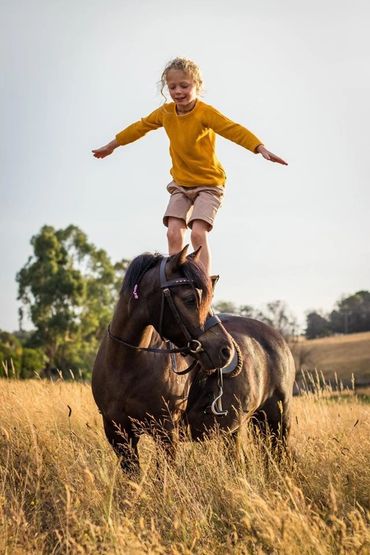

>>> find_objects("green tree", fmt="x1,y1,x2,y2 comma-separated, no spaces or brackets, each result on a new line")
17,225,128,375
330,291,370,334
305,311,331,339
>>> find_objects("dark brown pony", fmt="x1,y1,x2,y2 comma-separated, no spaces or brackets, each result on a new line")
92,247,295,472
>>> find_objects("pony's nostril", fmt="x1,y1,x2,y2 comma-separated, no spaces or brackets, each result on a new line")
220,346,232,362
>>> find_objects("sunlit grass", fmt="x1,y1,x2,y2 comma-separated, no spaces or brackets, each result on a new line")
0,377,369,554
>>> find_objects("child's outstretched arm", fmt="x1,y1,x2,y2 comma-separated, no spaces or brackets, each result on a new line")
205,106,288,166
92,106,164,160
256,145,288,166
92,139,118,159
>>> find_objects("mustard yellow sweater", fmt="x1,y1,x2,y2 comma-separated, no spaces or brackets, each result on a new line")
115,100,263,187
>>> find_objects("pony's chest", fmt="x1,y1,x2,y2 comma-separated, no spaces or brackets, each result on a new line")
107,369,188,421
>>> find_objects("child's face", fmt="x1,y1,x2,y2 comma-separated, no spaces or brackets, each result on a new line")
166,69,197,110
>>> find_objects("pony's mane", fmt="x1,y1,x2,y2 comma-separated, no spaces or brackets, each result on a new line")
120,252,164,295
120,252,212,320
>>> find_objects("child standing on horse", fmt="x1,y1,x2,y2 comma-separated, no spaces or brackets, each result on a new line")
92,57,287,275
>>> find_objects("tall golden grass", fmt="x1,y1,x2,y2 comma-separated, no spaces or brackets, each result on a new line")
291,331,370,383
0,378,369,554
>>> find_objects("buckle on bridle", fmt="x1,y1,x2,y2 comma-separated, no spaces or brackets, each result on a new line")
188,339,203,354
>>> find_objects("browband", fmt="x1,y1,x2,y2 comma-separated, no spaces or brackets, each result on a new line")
159,258,193,288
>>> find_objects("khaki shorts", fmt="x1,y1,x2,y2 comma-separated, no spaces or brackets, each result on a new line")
163,181,224,230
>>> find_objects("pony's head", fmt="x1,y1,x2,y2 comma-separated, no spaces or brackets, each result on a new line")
120,246,233,372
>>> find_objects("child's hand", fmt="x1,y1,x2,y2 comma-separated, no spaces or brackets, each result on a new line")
92,140,118,159
256,145,288,166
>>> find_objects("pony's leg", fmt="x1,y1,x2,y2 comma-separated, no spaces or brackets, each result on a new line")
103,418,140,475
251,394,291,454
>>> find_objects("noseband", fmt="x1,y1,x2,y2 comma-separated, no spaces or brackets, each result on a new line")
108,257,221,358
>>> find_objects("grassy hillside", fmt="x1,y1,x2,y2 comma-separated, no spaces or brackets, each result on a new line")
291,331,370,386
0,379,369,554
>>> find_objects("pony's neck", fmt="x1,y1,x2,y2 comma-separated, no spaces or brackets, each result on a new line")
110,293,154,349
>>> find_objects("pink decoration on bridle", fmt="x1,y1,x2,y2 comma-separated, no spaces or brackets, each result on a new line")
133,284,139,299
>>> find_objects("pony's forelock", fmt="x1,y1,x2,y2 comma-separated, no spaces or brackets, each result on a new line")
120,252,212,323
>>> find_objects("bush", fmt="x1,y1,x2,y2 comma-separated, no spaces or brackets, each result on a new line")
0,331,22,377
20,348,46,379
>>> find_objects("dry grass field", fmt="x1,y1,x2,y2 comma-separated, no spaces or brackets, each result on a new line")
292,331,370,387
0,378,369,554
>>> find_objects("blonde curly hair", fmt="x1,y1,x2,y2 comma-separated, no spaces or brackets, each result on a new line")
160,57,204,99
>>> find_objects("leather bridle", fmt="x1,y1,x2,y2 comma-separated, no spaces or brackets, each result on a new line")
107,257,222,359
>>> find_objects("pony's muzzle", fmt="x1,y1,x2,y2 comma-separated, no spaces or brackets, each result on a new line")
196,331,234,373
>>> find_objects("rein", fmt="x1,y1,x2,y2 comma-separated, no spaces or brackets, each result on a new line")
107,324,194,355
107,325,198,375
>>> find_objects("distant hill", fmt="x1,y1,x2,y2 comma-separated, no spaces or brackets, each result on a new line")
291,331,370,388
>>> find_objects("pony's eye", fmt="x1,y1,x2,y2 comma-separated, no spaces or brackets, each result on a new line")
184,296,197,307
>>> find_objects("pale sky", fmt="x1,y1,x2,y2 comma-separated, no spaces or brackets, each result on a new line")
1,0,369,332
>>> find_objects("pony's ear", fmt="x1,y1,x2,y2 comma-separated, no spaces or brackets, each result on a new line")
187,245,202,264
167,245,189,273
210,274,219,292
